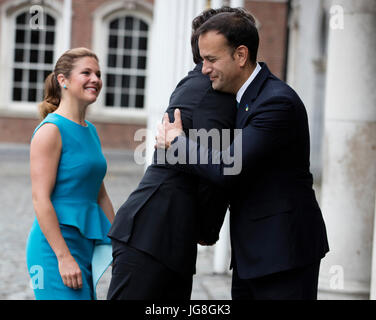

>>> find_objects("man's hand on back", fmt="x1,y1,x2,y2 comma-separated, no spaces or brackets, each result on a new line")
155,108,184,149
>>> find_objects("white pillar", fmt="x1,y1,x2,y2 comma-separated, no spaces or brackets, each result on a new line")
230,0,245,8
213,211,231,273
319,0,376,299
62,0,72,52
371,192,376,299
286,0,326,180
211,0,224,9
144,0,207,167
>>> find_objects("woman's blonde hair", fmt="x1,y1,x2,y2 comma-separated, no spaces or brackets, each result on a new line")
38,47,99,119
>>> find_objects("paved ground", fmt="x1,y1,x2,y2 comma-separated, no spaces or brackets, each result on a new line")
0,143,231,300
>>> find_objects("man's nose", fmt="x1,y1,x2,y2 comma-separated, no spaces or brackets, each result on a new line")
202,61,211,75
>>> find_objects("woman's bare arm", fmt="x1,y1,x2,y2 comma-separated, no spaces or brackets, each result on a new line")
30,123,82,289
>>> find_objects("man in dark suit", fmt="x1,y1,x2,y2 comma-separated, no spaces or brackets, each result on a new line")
106,8,252,300
156,12,329,300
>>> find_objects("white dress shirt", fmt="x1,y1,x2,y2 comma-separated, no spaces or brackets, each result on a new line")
236,62,262,103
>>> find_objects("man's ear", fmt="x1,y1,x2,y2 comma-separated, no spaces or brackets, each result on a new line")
235,45,249,67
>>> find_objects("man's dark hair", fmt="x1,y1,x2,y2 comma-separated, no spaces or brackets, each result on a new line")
191,6,257,64
194,11,259,65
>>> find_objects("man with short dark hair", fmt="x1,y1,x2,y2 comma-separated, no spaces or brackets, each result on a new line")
157,11,329,300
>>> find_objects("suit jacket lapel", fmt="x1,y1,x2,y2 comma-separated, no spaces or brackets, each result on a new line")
236,62,271,128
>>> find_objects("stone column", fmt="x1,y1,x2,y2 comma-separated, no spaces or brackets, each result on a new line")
371,192,376,299
319,0,376,299
286,0,326,180
62,0,72,53
144,0,207,166
213,211,231,273
230,0,245,8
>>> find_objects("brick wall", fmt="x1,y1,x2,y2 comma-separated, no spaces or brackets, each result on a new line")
71,0,110,49
0,116,145,149
71,0,154,49
0,117,39,144
93,121,145,149
245,0,288,80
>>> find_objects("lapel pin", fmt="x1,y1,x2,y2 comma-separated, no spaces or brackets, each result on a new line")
245,104,249,111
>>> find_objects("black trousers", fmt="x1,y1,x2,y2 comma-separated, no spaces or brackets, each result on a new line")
107,240,193,300
231,260,321,300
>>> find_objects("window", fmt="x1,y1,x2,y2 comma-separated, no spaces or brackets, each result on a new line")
12,11,56,103
104,16,149,109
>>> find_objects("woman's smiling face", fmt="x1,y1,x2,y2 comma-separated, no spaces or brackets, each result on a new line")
62,56,102,105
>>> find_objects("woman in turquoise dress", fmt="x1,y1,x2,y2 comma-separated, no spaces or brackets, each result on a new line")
26,48,115,300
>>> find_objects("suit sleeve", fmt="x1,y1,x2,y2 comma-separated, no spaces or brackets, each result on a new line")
192,89,236,244
168,96,293,188
196,181,228,244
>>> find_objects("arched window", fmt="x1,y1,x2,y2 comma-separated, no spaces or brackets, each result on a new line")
104,15,149,109
12,11,56,103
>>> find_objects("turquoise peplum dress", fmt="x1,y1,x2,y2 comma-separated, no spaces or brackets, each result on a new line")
26,113,112,300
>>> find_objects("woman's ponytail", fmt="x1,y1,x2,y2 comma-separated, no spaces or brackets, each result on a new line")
38,72,60,119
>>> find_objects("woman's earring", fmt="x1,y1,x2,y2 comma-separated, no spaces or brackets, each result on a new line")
63,84,67,89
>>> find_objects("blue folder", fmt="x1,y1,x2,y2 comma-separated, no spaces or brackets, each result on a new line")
91,243,113,300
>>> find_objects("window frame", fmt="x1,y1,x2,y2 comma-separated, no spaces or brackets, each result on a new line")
12,11,57,105
0,3,63,114
92,8,152,122
105,14,149,110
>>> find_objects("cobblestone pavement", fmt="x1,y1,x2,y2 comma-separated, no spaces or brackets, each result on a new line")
0,143,231,300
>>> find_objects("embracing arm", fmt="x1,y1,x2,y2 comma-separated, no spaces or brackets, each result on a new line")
156,99,292,188
30,124,82,290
